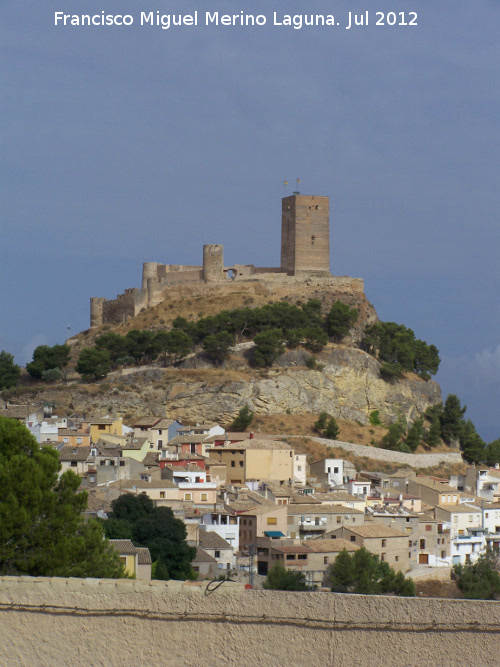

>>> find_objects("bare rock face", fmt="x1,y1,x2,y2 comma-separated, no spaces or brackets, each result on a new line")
166,347,441,425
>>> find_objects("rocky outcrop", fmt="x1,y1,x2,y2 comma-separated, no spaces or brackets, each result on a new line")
13,347,441,427
165,347,441,424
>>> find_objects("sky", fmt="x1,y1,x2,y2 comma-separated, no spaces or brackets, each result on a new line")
1,0,499,440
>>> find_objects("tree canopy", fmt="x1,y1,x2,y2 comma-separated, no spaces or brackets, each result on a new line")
328,548,415,596
0,417,123,578
361,322,440,380
326,301,359,341
263,561,308,591
0,350,21,389
76,347,112,380
26,344,71,380
103,494,196,580
231,405,254,431
453,549,500,600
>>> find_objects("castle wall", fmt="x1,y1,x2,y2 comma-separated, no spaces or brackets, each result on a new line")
0,575,499,667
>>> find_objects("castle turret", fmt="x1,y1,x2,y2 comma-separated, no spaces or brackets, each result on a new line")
203,244,224,282
142,262,159,291
90,297,105,328
281,194,330,276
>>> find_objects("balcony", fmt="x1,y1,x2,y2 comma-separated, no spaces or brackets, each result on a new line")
299,520,327,531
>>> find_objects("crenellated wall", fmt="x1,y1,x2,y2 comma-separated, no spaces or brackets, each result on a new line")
1,576,499,666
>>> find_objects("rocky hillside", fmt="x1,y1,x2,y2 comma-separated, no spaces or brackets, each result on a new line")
8,277,442,428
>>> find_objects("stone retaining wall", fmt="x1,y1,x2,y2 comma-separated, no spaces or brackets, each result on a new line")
0,576,499,666
310,437,463,468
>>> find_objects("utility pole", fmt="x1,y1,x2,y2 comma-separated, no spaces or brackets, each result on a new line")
248,544,256,588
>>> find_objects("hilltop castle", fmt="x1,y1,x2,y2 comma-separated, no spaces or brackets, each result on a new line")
90,193,362,327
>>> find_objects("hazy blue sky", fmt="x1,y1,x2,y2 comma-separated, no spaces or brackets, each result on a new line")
2,0,499,440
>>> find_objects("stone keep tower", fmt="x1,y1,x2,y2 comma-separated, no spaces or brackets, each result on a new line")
203,244,224,282
280,194,330,276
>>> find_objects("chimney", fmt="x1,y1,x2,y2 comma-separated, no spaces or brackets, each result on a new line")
250,432,254,439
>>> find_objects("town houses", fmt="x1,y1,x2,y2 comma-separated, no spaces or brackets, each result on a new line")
5,403,500,584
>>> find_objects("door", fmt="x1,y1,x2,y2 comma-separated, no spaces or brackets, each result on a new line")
418,553,429,565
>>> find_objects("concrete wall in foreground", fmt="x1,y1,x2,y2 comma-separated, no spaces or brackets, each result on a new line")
1,576,500,666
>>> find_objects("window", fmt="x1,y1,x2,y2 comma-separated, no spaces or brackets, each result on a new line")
286,554,296,560
441,551,446,559
239,461,244,467
337,516,341,524
395,556,399,562
485,513,489,519
381,539,386,548
98,425,105,430
119,460,125,467
201,493,208,501
184,493,192,501
231,461,235,467
214,550,220,558
158,439,163,448
324,556,329,565
76,437,82,444
426,525,432,531
454,516,458,523
243,519,247,525
334,467,339,474
297,554,307,560
469,515,473,523
70,461,77,467
160,492,165,498
158,430,162,435
408,540,412,547
350,536,356,542
420,539,425,549
267,517,277,525
63,437,69,444
381,553,386,562
297,466,302,472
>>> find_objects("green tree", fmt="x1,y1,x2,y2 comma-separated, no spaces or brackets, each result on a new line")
361,322,440,379
460,420,486,464
304,326,328,353
326,302,358,341
453,549,500,600
315,412,329,432
154,330,193,366
104,495,196,580
405,417,424,453
329,548,415,596
0,417,123,578
0,350,21,389
324,417,340,440
380,422,406,451
26,344,71,380
76,348,111,380
484,439,500,467
125,330,155,363
440,394,466,444
95,332,127,363
202,331,234,365
285,329,304,349
263,561,308,591
231,405,254,431
254,329,284,367
369,410,382,426
41,367,63,383
425,417,442,448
